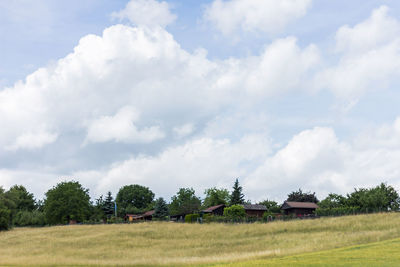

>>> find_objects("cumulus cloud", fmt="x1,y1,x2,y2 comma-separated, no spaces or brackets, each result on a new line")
0,24,319,154
78,134,271,198
68,118,400,201
316,6,400,100
6,129,58,151
111,0,176,28
204,0,312,36
2,4,400,202
85,106,164,144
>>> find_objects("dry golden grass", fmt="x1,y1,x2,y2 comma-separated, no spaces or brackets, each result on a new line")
0,213,400,266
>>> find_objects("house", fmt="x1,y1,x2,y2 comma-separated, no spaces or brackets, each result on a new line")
281,201,318,216
125,214,143,222
142,210,154,220
125,210,155,222
203,204,226,216
241,204,267,218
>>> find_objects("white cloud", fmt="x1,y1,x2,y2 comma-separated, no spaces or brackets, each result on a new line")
85,106,164,144
72,118,400,202
316,6,400,100
246,120,400,201
3,4,400,202
0,24,318,153
173,123,195,138
80,134,271,198
204,0,312,36
6,129,58,151
111,0,176,28
335,6,400,54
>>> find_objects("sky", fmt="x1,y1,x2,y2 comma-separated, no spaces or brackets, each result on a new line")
1,0,400,203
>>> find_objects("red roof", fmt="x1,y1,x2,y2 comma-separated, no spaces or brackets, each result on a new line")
203,204,225,212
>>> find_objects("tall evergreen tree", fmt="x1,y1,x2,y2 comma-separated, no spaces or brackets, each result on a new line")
103,191,115,218
154,197,169,219
230,178,245,205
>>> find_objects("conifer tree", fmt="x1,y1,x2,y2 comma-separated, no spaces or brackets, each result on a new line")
154,197,169,219
103,191,115,218
230,178,245,206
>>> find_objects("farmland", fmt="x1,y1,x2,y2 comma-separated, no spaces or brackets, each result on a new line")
0,213,400,266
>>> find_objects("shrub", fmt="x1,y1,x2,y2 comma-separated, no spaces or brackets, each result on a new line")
262,212,275,222
14,210,46,227
223,205,246,222
184,214,199,223
107,216,125,224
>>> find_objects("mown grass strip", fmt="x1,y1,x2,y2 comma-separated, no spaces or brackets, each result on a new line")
219,237,400,266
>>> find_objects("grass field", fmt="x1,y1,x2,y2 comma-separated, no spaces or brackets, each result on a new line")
219,237,400,266
0,213,400,266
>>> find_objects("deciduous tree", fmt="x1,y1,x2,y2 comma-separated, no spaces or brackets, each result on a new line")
287,189,319,203
203,187,230,208
44,181,91,224
169,188,201,215
116,184,154,216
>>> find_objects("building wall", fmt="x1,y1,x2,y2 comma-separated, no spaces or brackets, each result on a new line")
212,206,225,216
284,208,315,215
245,209,265,218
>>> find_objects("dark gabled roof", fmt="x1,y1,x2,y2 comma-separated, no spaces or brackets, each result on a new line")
281,201,319,209
203,204,225,212
143,210,155,217
125,214,143,219
241,204,267,211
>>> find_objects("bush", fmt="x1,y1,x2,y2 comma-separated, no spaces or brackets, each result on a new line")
184,214,199,223
14,210,46,227
262,212,275,222
107,216,125,224
223,205,246,222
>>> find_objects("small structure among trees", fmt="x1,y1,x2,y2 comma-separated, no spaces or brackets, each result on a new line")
281,201,319,216
241,204,267,218
202,204,225,216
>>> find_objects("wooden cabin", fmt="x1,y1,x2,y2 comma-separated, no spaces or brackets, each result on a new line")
241,204,267,218
281,201,318,216
203,204,226,216
125,210,155,222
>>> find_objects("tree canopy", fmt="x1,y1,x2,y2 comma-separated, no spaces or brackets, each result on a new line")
0,187,11,230
5,185,35,212
346,183,400,211
169,188,201,215
203,187,230,208
44,181,91,224
116,184,154,216
287,189,319,203
319,193,347,209
258,199,280,213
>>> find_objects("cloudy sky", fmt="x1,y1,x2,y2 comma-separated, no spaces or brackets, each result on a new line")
1,0,400,202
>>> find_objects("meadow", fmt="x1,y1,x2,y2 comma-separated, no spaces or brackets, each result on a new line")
0,213,400,266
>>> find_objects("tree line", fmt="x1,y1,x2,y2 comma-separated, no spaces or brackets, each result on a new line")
1,178,399,230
